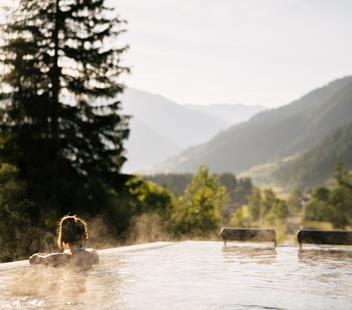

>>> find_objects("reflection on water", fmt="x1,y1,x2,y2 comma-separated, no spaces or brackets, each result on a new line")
222,244,277,265
298,247,352,261
1,241,352,309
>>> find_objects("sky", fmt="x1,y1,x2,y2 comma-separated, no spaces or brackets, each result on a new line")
1,0,352,108
112,0,352,107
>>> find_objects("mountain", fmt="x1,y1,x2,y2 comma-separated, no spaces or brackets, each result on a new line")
121,89,231,172
272,121,352,187
185,103,266,124
123,118,181,172
121,88,231,147
156,76,352,174
242,121,352,188
121,88,267,172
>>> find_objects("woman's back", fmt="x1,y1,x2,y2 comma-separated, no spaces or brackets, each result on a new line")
70,248,99,268
29,215,99,268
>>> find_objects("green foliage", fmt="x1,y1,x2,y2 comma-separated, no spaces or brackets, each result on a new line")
214,174,252,221
0,163,53,262
303,162,352,229
230,206,253,228
143,168,254,237
98,175,174,240
265,200,288,224
246,188,261,222
260,189,276,222
126,175,173,215
330,161,352,228
303,187,333,223
257,189,288,226
335,160,352,189
148,172,253,221
171,165,229,236
287,189,303,214
328,188,347,228
100,188,135,237
230,187,288,240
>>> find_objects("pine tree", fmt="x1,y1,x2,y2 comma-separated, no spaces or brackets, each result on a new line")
0,0,129,215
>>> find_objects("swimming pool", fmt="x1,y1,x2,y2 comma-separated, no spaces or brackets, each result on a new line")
1,241,352,309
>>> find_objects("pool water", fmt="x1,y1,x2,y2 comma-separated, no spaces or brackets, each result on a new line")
1,241,352,309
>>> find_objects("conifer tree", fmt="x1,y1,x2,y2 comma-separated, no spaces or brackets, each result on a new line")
0,0,129,214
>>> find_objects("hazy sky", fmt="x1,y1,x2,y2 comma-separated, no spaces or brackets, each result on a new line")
113,0,352,107
2,0,352,107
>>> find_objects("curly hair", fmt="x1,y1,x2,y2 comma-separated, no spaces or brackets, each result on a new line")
57,215,88,251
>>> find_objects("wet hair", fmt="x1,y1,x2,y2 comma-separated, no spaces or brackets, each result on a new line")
57,215,88,251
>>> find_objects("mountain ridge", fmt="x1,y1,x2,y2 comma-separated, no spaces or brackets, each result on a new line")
121,88,264,172
154,76,352,174
184,103,266,125
242,120,352,188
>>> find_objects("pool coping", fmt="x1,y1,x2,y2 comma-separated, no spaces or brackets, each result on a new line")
0,241,174,271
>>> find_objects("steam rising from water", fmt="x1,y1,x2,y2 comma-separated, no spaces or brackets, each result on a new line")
86,216,122,249
1,261,123,309
87,213,172,249
127,213,171,244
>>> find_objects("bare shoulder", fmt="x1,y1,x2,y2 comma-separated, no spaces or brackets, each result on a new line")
29,252,71,267
71,248,99,266
86,248,99,264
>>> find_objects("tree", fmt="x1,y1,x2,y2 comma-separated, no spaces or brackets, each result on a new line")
234,177,253,205
265,200,288,224
329,161,352,228
247,187,262,222
219,173,237,197
287,188,303,214
0,0,129,216
335,160,352,189
126,175,173,216
171,165,229,236
302,162,352,228
0,163,51,261
260,189,276,222
302,187,331,223
230,206,253,228
229,186,289,240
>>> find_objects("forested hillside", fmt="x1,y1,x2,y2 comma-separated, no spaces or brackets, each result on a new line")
272,121,352,188
158,76,352,174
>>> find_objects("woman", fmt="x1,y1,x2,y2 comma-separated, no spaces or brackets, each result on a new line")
29,215,99,267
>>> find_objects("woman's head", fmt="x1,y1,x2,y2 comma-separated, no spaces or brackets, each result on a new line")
57,215,88,251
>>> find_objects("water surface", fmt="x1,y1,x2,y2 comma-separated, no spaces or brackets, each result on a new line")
1,241,352,309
